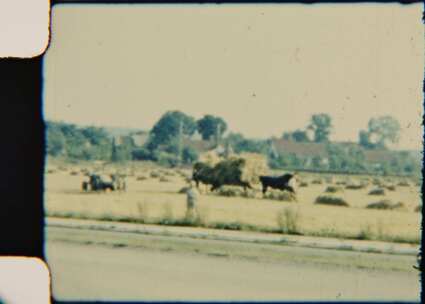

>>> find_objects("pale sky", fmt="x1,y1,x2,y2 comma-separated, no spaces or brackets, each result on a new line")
44,4,424,150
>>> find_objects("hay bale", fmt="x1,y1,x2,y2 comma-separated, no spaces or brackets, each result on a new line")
368,188,386,196
384,184,396,191
299,181,309,187
264,189,297,202
70,171,79,176
136,175,148,181
150,171,161,178
372,178,384,187
159,176,171,182
397,181,410,187
314,195,349,207
215,186,244,197
366,200,406,211
311,179,323,185
415,205,422,213
335,180,347,186
324,185,344,193
345,183,366,190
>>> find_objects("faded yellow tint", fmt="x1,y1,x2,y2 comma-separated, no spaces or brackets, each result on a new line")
44,4,424,150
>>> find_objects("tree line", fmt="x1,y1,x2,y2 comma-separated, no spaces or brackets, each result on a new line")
46,111,419,176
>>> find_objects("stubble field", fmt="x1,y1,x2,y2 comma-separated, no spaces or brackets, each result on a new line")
44,161,422,244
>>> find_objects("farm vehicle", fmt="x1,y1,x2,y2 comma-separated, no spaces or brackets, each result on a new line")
82,174,126,192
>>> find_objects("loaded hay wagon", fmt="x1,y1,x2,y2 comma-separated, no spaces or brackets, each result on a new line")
192,153,268,192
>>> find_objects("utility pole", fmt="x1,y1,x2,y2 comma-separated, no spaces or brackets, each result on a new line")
111,137,118,162
178,120,183,167
216,123,221,146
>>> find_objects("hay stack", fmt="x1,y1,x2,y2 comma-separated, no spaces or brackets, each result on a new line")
366,200,406,211
215,186,245,197
324,185,344,193
264,189,297,202
372,178,384,187
368,187,386,196
199,151,222,167
194,153,268,190
311,179,323,185
384,184,396,191
299,181,309,187
230,153,268,184
345,183,366,190
150,171,161,178
397,181,410,187
209,153,268,186
315,195,349,207
159,176,171,182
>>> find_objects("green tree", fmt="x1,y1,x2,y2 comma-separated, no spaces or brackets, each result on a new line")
154,151,179,167
309,114,332,143
147,111,196,150
132,148,153,161
182,146,199,164
282,129,310,142
368,116,401,149
358,130,374,149
45,121,123,161
196,115,227,141
111,136,133,162
81,126,110,146
225,132,245,146
359,116,401,150
46,123,66,156
311,155,324,168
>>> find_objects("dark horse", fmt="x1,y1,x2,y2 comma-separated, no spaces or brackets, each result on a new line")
259,173,296,195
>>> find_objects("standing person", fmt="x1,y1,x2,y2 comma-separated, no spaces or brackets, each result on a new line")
186,181,200,218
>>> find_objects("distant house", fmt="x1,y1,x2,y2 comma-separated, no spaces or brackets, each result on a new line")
363,149,396,164
113,134,138,147
270,138,328,158
182,138,216,153
270,138,411,168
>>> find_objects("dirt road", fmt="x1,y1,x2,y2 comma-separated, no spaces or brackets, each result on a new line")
45,227,420,301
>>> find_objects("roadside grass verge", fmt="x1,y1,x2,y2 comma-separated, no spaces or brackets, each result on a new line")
46,210,420,245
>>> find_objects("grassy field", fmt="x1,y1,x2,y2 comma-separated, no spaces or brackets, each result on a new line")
44,161,422,244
